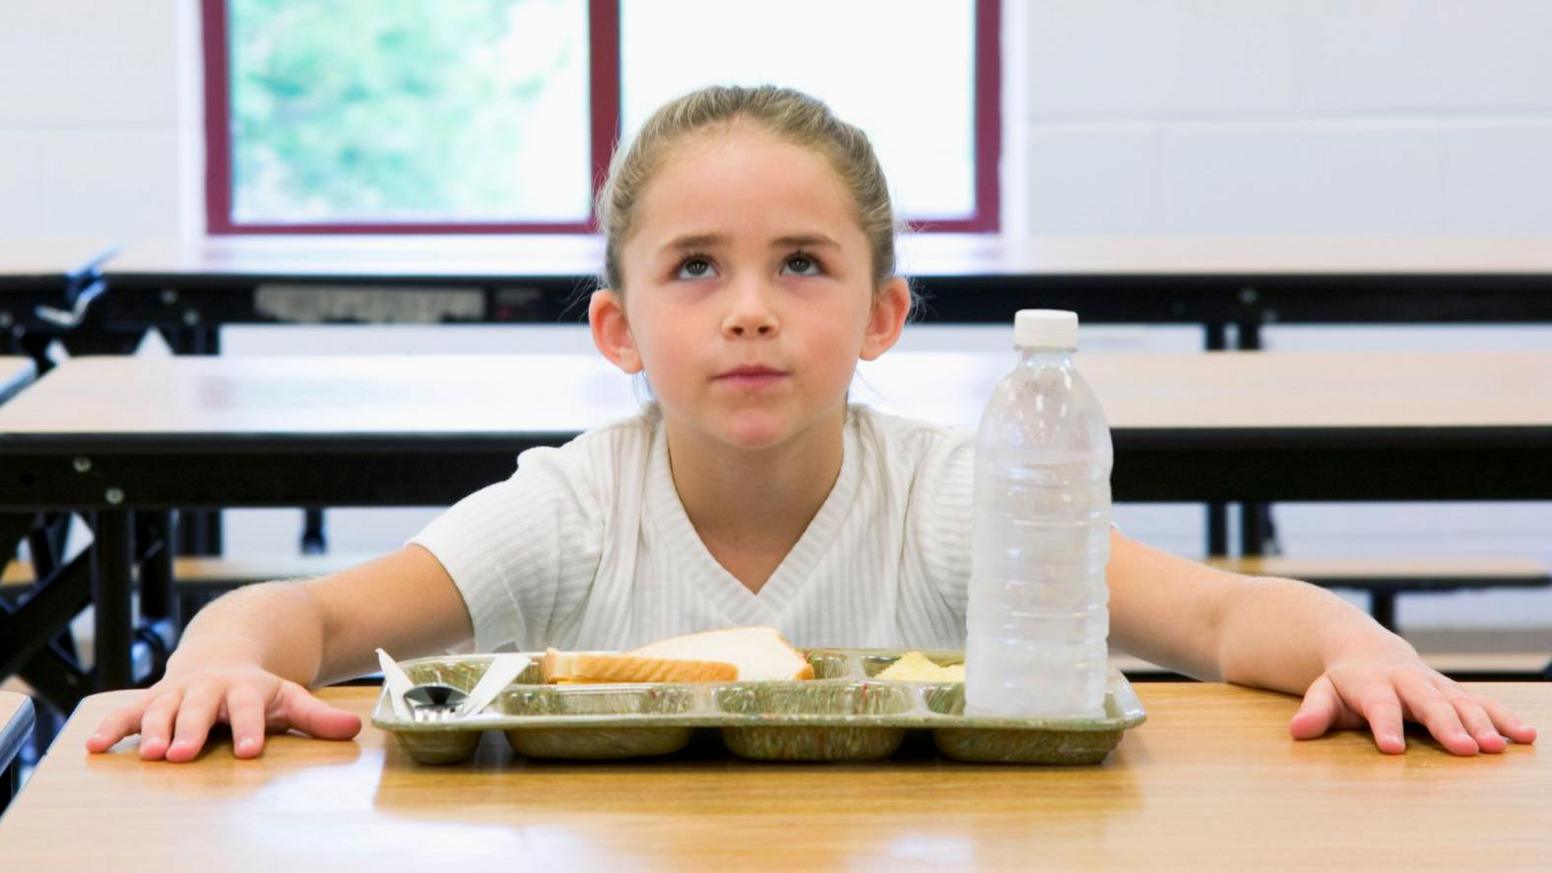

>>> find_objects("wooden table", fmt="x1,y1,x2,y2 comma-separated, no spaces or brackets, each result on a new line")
95,234,1552,336
0,349,1549,699
0,684,1544,870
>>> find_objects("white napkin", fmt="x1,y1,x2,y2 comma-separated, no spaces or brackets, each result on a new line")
457,653,531,718
376,647,415,721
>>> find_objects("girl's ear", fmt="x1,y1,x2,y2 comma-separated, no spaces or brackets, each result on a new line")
589,289,644,374
859,276,911,361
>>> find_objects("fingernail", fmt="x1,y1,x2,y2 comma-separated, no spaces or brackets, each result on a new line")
89,732,104,744
238,737,257,752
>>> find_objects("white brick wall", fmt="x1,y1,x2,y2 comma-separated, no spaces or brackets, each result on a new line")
1021,1,1552,235
1160,122,1447,234
0,0,189,237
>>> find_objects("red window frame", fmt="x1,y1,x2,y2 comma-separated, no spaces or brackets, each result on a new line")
202,0,999,235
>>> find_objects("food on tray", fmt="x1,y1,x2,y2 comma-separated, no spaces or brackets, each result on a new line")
541,626,816,684
876,651,965,682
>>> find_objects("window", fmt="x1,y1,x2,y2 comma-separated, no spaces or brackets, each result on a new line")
204,0,998,234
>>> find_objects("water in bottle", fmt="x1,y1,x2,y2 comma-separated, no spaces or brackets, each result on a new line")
965,309,1112,718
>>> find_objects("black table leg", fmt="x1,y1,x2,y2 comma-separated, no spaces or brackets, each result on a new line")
1204,322,1230,556
1371,591,1397,632
1207,506,1229,556
90,511,135,690
1234,320,1276,559
301,508,327,554
1240,503,1273,556
2,757,15,812
169,325,224,558
138,511,177,628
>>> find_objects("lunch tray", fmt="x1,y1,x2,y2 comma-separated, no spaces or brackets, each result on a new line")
372,649,1146,766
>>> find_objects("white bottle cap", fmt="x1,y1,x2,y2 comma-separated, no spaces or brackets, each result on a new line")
1014,309,1079,350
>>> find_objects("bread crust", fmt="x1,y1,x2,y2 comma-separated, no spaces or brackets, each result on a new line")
540,627,815,683
541,649,739,683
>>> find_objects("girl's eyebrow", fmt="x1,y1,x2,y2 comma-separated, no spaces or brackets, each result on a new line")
660,233,729,254
772,234,840,250
658,232,841,255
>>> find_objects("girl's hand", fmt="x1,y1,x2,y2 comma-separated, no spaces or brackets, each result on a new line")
85,665,362,762
1288,652,1537,755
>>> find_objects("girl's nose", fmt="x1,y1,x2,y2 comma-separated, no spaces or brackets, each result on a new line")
722,281,779,338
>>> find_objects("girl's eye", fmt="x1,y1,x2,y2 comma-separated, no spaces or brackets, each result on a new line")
676,256,717,280
783,253,822,276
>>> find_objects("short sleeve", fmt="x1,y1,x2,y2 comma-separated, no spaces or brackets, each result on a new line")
409,443,605,653
908,431,975,621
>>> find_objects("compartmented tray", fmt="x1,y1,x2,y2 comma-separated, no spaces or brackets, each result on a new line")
372,649,1146,766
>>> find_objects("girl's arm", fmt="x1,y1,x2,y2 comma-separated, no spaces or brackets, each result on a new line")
86,544,471,762
1106,530,1537,755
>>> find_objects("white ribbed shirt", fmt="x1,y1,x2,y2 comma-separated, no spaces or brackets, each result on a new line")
410,403,975,653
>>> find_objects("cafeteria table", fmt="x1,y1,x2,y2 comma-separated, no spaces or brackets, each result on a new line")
0,691,34,814
98,233,1552,331
0,350,1548,700
98,232,1552,559
0,358,36,406
0,682,1544,870
0,358,41,761
0,239,120,366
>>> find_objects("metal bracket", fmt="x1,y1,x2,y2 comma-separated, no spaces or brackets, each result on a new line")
33,277,106,329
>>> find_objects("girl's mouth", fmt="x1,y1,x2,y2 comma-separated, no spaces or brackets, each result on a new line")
715,365,789,387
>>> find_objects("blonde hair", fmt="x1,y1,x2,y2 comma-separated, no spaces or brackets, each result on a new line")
596,84,904,296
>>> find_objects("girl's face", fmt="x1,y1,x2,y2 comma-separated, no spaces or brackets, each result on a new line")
596,123,907,452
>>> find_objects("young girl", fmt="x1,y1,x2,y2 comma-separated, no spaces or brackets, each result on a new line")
89,85,1534,762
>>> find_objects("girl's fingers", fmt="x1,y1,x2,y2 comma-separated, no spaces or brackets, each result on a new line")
1476,695,1538,745
277,682,362,740
87,696,154,753
1451,697,1507,754
1288,675,1343,740
166,684,226,763
1396,673,1477,756
1349,679,1407,754
225,685,270,759
136,689,184,761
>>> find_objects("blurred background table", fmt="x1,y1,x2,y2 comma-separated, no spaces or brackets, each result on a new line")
2,350,1549,703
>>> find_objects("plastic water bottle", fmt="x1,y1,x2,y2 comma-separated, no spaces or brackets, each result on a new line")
965,309,1112,718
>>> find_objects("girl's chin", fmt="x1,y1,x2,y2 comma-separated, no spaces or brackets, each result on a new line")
718,422,790,450
713,410,805,450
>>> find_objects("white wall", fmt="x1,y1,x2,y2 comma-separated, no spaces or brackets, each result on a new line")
0,0,194,237
1017,0,1552,236
3,1,1550,641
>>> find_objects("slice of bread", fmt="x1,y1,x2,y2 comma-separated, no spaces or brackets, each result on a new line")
541,650,737,683
540,626,815,683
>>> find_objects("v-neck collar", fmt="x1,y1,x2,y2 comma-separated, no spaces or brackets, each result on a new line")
646,412,861,625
